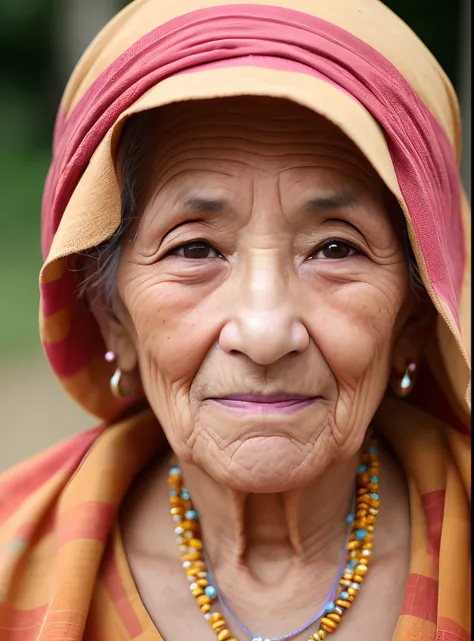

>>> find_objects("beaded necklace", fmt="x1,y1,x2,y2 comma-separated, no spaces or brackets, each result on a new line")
168,438,379,641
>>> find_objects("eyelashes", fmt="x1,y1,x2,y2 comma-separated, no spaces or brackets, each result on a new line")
168,238,361,261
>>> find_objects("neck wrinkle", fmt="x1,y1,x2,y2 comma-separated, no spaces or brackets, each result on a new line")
179,454,358,586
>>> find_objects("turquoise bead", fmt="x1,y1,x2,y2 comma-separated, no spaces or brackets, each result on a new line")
204,585,217,599
340,590,349,600
185,509,199,521
325,602,335,613
355,529,367,540
169,466,181,475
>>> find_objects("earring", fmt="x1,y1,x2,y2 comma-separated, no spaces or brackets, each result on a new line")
398,362,417,397
105,351,125,399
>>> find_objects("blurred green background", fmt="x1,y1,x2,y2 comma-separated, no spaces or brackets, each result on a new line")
0,0,470,467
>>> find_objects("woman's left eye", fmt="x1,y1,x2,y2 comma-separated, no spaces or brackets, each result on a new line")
171,241,221,259
309,240,358,260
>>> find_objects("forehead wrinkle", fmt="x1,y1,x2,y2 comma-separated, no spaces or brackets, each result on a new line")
147,166,238,211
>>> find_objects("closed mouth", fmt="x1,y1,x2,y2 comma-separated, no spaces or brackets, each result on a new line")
207,394,319,414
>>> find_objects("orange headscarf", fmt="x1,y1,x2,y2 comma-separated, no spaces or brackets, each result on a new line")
0,1,470,640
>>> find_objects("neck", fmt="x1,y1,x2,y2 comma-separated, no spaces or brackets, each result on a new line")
179,454,358,585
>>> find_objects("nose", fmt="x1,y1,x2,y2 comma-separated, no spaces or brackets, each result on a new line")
218,252,310,365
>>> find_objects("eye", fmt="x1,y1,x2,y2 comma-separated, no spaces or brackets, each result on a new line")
310,240,359,260
172,241,222,259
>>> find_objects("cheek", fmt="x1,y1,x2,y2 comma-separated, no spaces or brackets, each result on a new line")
308,279,406,388
120,269,220,430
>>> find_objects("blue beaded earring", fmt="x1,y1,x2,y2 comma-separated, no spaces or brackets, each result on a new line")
398,362,417,397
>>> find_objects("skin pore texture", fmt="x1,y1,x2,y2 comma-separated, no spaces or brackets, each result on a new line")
92,97,432,640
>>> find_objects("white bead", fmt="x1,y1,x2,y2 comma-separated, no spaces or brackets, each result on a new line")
173,515,182,523
184,530,193,539
362,549,372,556
350,582,360,590
176,536,184,545
189,583,198,591
175,527,184,535
204,613,212,620
182,561,192,569
197,571,208,578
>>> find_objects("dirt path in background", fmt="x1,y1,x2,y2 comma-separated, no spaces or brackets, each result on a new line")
0,354,93,472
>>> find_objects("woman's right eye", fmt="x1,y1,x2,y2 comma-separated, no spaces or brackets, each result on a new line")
171,241,221,259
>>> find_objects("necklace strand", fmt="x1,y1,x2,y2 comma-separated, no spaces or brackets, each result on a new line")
203,496,355,641
168,438,379,640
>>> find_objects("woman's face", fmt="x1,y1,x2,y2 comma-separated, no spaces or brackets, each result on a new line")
110,97,415,492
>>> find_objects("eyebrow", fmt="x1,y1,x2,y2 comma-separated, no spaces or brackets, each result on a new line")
182,196,226,213
303,191,359,213
180,192,359,214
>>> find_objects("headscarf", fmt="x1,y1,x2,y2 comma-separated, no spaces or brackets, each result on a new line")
0,1,470,640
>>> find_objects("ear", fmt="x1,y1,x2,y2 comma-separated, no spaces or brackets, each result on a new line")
391,301,437,376
88,295,139,373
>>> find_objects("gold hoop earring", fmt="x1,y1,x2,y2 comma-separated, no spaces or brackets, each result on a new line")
110,368,125,399
397,362,417,397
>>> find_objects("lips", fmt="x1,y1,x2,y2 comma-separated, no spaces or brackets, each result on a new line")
208,393,318,415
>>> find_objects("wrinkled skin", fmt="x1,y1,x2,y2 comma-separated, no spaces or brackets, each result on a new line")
93,97,430,640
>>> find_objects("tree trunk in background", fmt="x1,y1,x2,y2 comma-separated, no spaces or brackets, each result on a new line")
459,0,471,201
55,0,118,83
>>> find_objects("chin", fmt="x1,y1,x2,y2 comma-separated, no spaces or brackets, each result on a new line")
205,435,321,494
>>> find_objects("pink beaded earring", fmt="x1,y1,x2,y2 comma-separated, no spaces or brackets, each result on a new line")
105,351,125,399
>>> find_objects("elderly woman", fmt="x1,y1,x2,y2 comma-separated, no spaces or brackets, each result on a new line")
0,1,470,640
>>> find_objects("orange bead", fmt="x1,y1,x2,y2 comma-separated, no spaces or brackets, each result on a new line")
353,574,364,583
358,558,369,567
182,552,203,562
170,507,184,516
191,586,204,597
327,613,341,624
321,618,337,632
200,603,211,614
181,520,200,531
348,540,361,550
335,599,351,609
196,578,209,587
196,595,211,606
169,496,182,506
367,525,374,532
211,619,226,631
188,538,203,550
209,613,224,623
347,587,358,596
313,632,326,640
217,629,233,641
355,565,368,575
185,567,200,576
363,542,373,550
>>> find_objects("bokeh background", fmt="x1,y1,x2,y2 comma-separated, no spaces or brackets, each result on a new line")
0,0,471,471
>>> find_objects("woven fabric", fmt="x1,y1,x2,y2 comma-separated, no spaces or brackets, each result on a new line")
0,1,470,640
